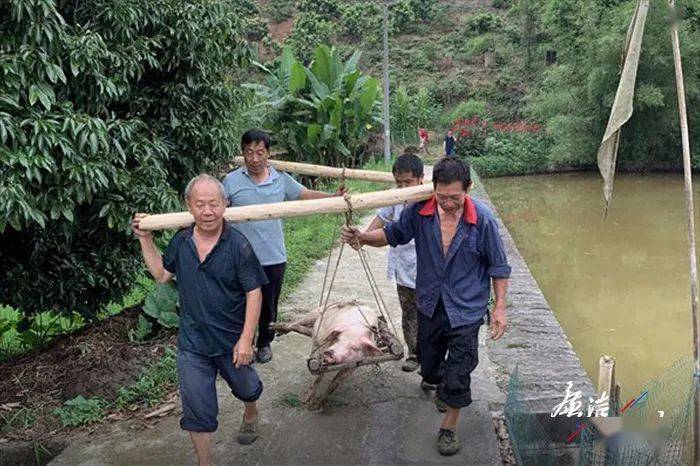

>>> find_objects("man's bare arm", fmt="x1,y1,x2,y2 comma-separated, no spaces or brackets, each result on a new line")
490,278,509,340
364,216,386,233
341,225,389,248
132,214,172,283
233,288,262,368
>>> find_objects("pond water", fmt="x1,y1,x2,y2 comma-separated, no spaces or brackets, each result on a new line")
485,172,698,397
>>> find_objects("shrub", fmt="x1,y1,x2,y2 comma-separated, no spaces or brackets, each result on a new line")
453,116,490,158
466,12,503,35
53,396,108,427
341,2,382,39
408,0,439,21
470,131,552,177
286,13,336,63
390,0,418,35
449,100,487,122
296,0,340,19
0,0,253,320
269,0,295,23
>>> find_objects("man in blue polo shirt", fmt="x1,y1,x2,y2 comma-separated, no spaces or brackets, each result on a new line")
223,129,345,364
132,174,268,466
340,158,510,456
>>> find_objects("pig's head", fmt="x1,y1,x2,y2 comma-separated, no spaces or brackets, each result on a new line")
323,332,382,364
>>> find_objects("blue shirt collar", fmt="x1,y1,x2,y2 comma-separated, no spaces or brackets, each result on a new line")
242,165,281,186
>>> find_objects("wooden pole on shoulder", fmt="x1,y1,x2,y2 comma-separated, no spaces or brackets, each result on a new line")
138,184,434,231
231,156,396,183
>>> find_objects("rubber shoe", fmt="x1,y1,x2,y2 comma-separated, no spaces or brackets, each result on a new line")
401,358,420,372
237,416,259,445
420,380,437,391
435,396,448,413
256,345,272,364
437,428,460,456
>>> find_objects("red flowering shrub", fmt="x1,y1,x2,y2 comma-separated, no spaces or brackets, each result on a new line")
452,117,543,158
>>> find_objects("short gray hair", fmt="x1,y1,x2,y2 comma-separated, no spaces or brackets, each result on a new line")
184,174,228,204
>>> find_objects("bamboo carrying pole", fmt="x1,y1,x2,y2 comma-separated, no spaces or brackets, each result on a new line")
231,156,396,183
138,184,435,231
668,1,700,461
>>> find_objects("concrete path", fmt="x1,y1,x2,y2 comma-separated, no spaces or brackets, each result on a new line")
51,215,503,465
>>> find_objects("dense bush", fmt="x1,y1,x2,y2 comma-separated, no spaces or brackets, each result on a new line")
296,0,340,19
286,12,336,63
341,2,382,39
269,0,295,23
391,85,441,144
0,0,253,319
390,0,418,35
492,0,512,9
448,100,487,124
470,131,552,177
408,0,439,21
248,45,381,167
466,12,503,35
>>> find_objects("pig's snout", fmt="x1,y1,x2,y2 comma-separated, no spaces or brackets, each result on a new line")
323,348,337,364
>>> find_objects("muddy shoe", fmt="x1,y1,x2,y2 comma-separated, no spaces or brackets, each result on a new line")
437,428,460,456
237,417,259,445
256,345,272,364
401,358,420,372
435,396,448,413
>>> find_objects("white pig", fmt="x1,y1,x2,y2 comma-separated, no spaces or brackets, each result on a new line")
271,300,383,364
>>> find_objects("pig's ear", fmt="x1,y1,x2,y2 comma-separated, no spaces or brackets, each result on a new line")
359,337,383,356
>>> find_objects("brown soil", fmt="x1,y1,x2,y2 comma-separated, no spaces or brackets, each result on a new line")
0,307,175,406
267,16,294,44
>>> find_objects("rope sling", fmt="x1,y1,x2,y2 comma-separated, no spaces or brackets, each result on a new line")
307,170,404,374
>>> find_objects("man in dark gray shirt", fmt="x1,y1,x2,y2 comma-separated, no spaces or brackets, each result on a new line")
132,174,268,466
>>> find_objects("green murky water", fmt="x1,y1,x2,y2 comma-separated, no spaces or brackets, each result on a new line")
485,172,698,397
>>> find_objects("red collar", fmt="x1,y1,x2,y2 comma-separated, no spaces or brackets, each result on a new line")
418,195,478,225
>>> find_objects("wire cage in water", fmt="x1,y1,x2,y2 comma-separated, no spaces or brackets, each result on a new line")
504,364,558,466
578,355,695,466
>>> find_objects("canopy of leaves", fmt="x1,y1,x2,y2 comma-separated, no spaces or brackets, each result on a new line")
0,0,253,318
522,0,700,169
248,45,381,167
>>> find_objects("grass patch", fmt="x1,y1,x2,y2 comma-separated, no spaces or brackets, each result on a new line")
277,392,302,408
52,396,109,428
1,406,39,432
115,346,178,411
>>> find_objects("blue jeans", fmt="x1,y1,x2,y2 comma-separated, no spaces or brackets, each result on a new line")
177,349,263,432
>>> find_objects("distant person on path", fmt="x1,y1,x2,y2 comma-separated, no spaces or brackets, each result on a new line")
223,129,346,364
364,153,424,373
443,129,457,158
340,158,510,456
132,174,268,465
418,126,430,157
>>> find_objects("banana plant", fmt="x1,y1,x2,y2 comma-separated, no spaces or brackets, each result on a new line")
247,45,381,167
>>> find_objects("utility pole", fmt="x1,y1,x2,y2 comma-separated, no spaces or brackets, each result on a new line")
382,2,391,163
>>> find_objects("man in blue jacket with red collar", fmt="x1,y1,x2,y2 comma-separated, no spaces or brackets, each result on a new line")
341,158,511,456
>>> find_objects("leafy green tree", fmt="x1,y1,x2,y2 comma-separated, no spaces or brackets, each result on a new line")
529,0,700,169
0,0,253,319
249,45,381,167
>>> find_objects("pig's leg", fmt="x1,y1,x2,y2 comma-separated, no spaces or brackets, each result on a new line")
302,374,325,405
325,368,354,399
304,369,354,409
270,310,320,336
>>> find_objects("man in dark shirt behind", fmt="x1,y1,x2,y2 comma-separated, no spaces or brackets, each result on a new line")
341,158,511,456
132,174,268,466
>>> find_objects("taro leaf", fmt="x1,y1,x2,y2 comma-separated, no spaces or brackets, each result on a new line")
143,282,179,327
